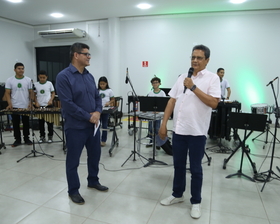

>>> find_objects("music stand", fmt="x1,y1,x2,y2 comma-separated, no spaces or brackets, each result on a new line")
223,112,267,182
137,96,169,167
121,71,149,167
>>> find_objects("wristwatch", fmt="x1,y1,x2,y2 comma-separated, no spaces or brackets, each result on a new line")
190,85,196,91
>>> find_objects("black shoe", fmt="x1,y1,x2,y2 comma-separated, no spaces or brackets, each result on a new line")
88,184,109,192
24,139,33,145
69,193,85,205
12,140,21,147
146,144,152,148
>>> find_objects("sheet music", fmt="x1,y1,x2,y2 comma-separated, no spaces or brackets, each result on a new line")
94,120,100,136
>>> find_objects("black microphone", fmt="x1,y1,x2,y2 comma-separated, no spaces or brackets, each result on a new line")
266,77,278,86
183,67,194,93
125,68,129,84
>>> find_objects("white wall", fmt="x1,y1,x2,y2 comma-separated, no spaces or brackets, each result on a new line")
0,18,35,81
1,10,280,116
120,10,280,114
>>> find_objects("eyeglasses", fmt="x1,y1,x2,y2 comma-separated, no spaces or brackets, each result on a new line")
190,56,205,61
77,52,91,57
152,82,159,84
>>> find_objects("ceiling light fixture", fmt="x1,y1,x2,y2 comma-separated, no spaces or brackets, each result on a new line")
137,3,152,9
50,13,64,18
7,0,22,3
230,0,246,4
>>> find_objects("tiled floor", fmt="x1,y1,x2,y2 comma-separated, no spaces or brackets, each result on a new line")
0,118,280,224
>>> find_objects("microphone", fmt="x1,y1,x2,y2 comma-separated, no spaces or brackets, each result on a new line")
266,77,278,86
125,68,129,84
183,67,194,93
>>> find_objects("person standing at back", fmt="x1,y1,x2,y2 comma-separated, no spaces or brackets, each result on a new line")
159,45,220,219
34,70,55,143
217,68,231,100
56,42,108,205
5,62,33,147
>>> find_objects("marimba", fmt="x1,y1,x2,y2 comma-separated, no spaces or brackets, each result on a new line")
0,108,61,126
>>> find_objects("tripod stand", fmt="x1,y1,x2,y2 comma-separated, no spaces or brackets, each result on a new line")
136,96,169,167
122,70,149,167
259,80,280,192
223,112,267,182
17,104,53,163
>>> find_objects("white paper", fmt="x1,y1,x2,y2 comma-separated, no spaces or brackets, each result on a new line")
94,120,100,136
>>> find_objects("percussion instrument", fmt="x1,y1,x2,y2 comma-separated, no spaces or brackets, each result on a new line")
0,108,61,126
251,103,268,114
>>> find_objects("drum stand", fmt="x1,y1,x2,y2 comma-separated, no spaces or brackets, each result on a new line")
259,81,280,192
17,104,53,163
252,112,280,149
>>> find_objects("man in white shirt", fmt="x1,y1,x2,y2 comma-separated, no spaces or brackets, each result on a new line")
159,45,220,219
217,68,231,100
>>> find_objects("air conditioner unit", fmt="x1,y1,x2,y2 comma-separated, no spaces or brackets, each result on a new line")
37,28,86,39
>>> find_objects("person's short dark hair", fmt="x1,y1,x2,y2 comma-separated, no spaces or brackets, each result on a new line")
217,68,224,73
14,62,24,69
98,76,110,89
38,70,47,76
151,77,161,84
69,42,90,61
192,45,210,59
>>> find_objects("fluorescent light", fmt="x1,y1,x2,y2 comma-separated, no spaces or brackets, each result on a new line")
7,0,22,3
50,13,64,18
137,3,152,9
230,0,246,4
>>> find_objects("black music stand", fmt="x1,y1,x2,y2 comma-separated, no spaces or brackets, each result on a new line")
223,112,267,182
137,96,169,167
122,71,149,167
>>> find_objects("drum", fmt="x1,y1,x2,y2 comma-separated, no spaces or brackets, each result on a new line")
251,103,268,114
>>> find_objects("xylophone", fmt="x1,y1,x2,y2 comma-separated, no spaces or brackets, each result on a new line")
0,108,61,126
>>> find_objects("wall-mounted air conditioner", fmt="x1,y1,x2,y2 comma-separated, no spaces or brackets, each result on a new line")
37,28,86,39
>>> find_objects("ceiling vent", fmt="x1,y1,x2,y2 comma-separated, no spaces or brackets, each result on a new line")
37,28,86,39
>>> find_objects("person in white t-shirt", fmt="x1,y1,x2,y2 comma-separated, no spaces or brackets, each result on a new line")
34,70,55,143
146,77,166,148
159,45,221,219
217,68,231,100
5,62,33,147
98,76,115,147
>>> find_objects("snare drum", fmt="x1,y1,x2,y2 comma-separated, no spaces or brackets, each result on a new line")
251,103,268,114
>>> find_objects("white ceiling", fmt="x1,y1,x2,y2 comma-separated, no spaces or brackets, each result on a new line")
0,0,280,26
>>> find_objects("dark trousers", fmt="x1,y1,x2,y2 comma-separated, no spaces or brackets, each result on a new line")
100,113,109,142
39,119,53,137
11,114,30,141
172,133,206,204
65,127,101,195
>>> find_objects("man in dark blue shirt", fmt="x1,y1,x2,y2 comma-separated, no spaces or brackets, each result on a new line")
56,42,108,205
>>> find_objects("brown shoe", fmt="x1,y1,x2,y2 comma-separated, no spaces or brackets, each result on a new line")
101,142,106,147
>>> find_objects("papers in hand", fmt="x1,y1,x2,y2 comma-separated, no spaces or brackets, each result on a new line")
94,120,100,136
